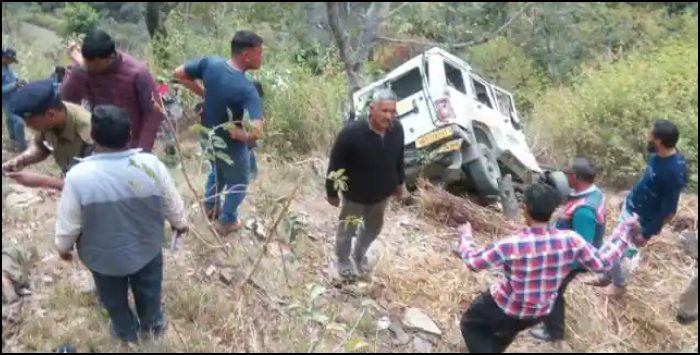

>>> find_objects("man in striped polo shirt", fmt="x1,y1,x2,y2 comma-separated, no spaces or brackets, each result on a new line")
55,105,189,343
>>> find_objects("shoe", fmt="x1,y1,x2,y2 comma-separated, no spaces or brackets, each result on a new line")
215,220,242,236
337,261,357,281
677,313,698,325
353,255,372,275
140,319,167,342
530,325,561,342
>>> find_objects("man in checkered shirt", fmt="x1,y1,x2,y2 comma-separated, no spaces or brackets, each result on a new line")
456,183,644,353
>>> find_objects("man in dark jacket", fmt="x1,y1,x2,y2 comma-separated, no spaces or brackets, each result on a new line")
326,88,405,280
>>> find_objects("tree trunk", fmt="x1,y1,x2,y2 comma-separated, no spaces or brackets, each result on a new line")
326,2,391,113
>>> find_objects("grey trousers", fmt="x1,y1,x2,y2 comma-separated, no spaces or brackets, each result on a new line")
336,199,389,266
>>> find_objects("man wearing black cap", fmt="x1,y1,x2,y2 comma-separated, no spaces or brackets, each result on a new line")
2,47,27,152
530,157,607,342
2,79,93,191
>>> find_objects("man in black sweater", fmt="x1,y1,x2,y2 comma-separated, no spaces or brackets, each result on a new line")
326,88,405,280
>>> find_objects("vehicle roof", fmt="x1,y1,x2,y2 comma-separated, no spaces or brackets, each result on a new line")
353,47,474,104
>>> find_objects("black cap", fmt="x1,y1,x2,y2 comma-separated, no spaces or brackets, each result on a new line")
563,157,597,182
8,79,60,120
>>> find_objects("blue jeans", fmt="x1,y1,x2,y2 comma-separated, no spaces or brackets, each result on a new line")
3,107,26,149
91,253,165,343
204,147,251,224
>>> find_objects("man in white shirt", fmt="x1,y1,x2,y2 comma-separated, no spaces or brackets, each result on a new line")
55,105,188,343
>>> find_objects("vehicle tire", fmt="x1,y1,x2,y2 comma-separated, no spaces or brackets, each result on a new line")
467,143,502,200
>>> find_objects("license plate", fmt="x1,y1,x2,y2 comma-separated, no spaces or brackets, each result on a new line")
416,127,453,148
436,139,462,154
397,100,414,116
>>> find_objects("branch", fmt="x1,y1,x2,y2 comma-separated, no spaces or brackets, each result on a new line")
377,2,533,49
326,2,352,64
239,177,303,290
351,2,390,64
160,107,224,247
382,2,411,21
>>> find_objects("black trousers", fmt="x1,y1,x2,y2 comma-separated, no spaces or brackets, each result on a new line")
461,292,541,353
542,269,585,340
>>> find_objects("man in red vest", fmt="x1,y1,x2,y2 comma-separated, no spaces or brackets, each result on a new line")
61,30,164,152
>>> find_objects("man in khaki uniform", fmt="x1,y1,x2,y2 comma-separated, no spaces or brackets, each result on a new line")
678,230,698,325
2,79,93,191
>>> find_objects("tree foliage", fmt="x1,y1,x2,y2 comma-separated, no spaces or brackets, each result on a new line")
532,17,698,189
63,2,104,36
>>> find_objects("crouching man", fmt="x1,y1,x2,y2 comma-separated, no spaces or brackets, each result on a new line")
3,79,93,190
456,183,644,353
55,105,189,343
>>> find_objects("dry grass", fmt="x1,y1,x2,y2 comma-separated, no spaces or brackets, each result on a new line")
381,182,699,353
2,128,697,353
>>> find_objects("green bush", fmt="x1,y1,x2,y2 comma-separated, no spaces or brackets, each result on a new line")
63,2,104,36
462,37,549,117
532,17,698,189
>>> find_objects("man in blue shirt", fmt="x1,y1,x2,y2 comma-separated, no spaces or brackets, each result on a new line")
2,48,27,152
591,119,688,297
173,31,264,235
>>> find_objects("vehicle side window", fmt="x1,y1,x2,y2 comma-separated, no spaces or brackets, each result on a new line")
390,68,423,101
444,61,466,94
494,89,513,118
470,76,494,109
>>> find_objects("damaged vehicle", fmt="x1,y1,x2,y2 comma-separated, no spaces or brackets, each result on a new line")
352,47,566,203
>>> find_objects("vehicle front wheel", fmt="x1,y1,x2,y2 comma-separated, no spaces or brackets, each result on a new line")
467,143,502,202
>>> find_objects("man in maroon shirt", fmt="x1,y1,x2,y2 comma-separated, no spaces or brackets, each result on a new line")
61,30,164,152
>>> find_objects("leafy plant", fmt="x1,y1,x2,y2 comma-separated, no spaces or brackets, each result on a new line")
327,169,349,193
63,3,104,36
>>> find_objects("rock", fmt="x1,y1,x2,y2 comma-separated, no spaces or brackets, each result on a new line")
389,321,411,345
16,288,32,297
245,219,256,230
219,268,237,286
416,332,441,345
245,219,266,241
403,308,442,336
42,275,54,284
412,337,433,353
377,316,391,331
205,265,217,277
680,230,698,259
78,271,94,294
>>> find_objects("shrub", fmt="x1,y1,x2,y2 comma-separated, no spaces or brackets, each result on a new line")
532,17,698,189
63,3,104,36
462,37,549,117
148,8,347,156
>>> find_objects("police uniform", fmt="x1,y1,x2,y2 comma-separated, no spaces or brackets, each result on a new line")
9,80,93,174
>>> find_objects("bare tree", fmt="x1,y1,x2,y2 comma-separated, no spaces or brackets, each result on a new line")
326,2,392,109
145,2,179,39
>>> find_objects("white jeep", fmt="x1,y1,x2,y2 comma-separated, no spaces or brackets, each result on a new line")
352,47,547,202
